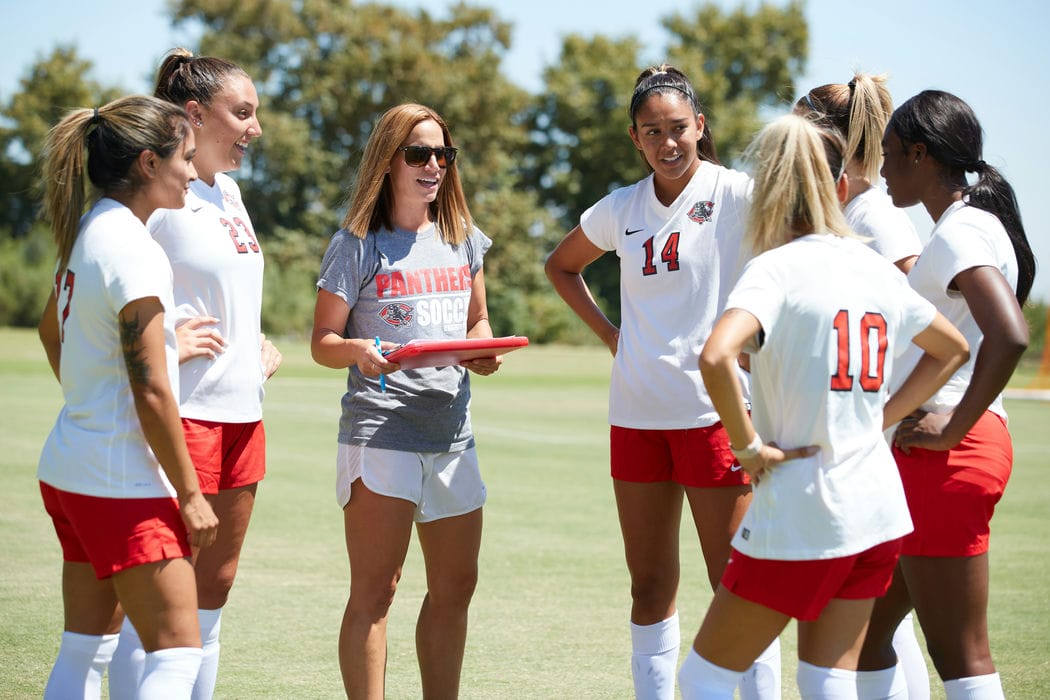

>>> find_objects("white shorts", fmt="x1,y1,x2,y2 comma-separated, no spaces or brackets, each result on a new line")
336,443,486,522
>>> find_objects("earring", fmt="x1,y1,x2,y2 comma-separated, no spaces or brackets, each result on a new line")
194,119,203,127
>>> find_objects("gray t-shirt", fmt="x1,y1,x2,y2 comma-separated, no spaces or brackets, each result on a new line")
316,224,492,452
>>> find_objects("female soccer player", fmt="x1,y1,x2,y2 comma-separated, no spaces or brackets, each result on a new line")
311,103,500,698
796,71,930,699
108,49,281,700
858,90,1036,700
678,113,969,700
796,73,922,273
37,94,218,698
545,65,777,700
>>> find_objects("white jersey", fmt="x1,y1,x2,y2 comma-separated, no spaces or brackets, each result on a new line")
38,198,179,499
844,186,922,265
891,200,1018,420
580,162,752,429
727,234,936,560
149,173,265,422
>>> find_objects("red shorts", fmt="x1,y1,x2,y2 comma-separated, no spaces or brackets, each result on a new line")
610,424,749,487
183,418,266,494
39,483,191,580
896,411,1012,557
721,539,902,621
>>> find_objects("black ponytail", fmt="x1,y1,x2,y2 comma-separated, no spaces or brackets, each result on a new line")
891,90,1035,304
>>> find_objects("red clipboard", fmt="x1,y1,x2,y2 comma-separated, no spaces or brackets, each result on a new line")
383,336,529,369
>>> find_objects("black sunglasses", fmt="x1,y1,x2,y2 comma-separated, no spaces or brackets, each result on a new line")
398,145,458,168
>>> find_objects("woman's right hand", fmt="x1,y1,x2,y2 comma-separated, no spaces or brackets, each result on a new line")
179,491,219,549
176,316,225,363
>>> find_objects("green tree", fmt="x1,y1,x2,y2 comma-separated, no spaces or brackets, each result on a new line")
0,47,123,325
169,0,574,339
0,46,122,237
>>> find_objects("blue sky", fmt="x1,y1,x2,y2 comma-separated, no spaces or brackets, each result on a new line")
4,0,1048,301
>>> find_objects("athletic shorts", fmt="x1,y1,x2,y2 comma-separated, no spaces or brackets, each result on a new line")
721,538,902,621
39,482,191,580
896,410,1012,557
610,424,750,487
182,418,266,494
335,443,486,523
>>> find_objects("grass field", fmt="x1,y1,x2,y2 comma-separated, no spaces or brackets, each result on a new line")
1,326,1048,699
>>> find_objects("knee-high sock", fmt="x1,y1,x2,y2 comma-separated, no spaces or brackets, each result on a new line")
191,608,223,700
139,647,203,700
892,613,930,700
796,660,857,700
856,665,907,699
630,611,680,700
43,631,118,700
738,637,782,700
108,616,146,700
943,673,1005,700
678,648,743,700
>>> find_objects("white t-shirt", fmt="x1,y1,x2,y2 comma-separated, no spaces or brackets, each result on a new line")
38,198,179,499
891,200,1019,419
149,173,266,422
580,162,752,429
727,234,936,560
844,186,922,265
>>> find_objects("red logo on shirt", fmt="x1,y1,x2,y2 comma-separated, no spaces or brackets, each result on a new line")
688,200,715,224
379,303,414,327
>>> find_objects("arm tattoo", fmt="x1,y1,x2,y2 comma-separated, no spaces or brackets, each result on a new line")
119,313,151,385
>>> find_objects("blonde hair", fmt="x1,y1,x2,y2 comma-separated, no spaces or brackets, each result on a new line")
342,103,473,245
794,73,893,183
41,95,190,271
744,114,853,255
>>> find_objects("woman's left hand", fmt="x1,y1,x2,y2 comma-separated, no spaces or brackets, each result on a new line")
461,355,503,376
739,442,820,484
260,333,283,380
893,409,958,453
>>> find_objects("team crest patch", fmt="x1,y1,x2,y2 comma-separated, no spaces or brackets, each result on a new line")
688,200,715,224
379,302,414,327
222,190,243,210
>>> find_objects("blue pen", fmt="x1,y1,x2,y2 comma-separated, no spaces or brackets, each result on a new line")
375,336,386,392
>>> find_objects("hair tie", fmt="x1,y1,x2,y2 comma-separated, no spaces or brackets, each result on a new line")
971,159,986,171
629,82,698,117
91,107,100,125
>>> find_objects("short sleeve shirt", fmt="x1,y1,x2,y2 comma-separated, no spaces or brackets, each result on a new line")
317,225,491,452
580,162,753,429
726,234,935,559
38,199,179,498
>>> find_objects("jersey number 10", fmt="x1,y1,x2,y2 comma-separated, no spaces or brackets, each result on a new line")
830,309,888,392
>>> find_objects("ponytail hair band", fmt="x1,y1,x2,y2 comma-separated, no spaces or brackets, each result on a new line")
91,107,100,125
970,159,986,171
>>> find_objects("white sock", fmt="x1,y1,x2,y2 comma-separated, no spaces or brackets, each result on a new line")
43,631,118,700
678,648,743,700
943,673,1005,700
892,613,930,700
856,665,907,699
108,617,146,699
630,612,680,700
738,637,782,700
192,608,223,700
139,647,203,699
796,660,857,699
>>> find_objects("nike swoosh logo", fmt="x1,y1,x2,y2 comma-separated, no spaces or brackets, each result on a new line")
730,464,743,472
625,228,643,236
